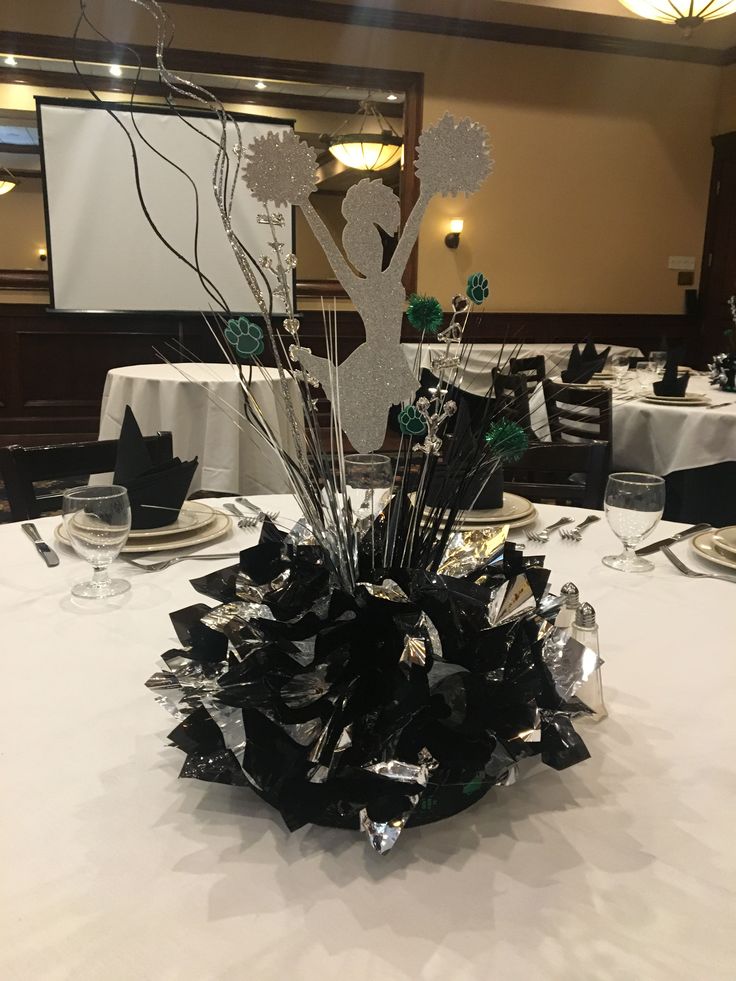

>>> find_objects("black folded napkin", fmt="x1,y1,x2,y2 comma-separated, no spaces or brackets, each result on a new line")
561,342,611,385
653,350,690,397
424,400,504,510
113,405,198,529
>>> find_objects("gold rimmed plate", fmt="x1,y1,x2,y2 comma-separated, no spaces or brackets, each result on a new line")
55,511,232,554
690,530,736,572
641,394,710,406
712,525,736,560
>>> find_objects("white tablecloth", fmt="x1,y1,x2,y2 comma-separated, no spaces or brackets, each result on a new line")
529,374,736,475
98,364,299,495
2,496,734,980
402,342,642,396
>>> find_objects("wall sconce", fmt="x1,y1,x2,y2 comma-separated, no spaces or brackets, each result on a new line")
445,218,463,249
38,248,47,263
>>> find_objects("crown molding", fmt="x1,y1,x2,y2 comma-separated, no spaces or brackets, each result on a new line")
161,0,731,66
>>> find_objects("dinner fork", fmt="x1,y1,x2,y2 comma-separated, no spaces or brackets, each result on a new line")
122,552,242,573
560,515,601,541
525,517,574,543
235,497,280,522
661,545,736,584
223,504,262,529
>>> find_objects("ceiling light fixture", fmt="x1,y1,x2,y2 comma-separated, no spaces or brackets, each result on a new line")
109,64,123,77
254,80,267,90
323,99,403,173
3,55,18,67
386,93,399,101
0,168,18,195
618,0,736,35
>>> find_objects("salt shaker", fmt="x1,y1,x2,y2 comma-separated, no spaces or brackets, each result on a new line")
572,602,608,723
555,581,579,631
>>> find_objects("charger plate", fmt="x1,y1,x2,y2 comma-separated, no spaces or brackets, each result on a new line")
690,530,736,572
55,511,232,554
641,394,710,406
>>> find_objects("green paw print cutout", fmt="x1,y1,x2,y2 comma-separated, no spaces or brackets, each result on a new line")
466,272,489,305
225,317,264,359
398,404,427,437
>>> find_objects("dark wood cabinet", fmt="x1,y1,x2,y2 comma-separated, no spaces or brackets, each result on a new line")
698,132,736,363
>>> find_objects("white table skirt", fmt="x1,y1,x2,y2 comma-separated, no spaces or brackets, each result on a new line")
529,374,736,475
402,342,642,396
1,496,734,980
98,363,300,495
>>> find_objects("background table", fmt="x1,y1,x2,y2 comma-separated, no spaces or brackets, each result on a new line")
98,364,299,495
2,496,734,980
530,374,736,524
402,342,642,395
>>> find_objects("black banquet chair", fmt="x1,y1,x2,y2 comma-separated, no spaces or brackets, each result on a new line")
508,354,546,393
0,433,172,522
503,440,609,510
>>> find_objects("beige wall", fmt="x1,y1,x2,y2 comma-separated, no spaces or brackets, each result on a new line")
1,0,726,313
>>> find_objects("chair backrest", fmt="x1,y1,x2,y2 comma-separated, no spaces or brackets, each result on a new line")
542,378,612,445
0,433,173,522
503,440,609,509
492,372,531,432
509,355,546,392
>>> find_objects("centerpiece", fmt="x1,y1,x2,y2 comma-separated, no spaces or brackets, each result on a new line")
92,0,600,854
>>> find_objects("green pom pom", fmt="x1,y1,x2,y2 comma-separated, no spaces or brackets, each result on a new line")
398,403,427,437
484,418,528,464
225,317,264,359
466,272,489,305
406,294,443,334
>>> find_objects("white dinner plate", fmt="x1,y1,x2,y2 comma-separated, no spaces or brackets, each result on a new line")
457,507,538,531
712,525,736,560
55,511,232,554
641,394,711,406
690,530,736,572
71,500,218,539
460,492,534,523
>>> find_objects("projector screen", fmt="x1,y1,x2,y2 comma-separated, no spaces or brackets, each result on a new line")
37,98,295,314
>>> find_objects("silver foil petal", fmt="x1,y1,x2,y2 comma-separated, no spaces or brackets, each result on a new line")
438,525,508,578
487,573,536,627
360,579,409,603
541,627,601,702
400,634,427,668
359,795,420,854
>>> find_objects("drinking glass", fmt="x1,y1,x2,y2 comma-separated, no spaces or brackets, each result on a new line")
62,485,132,598
650,350,667,375
636,360,656,391
602,472,665,573
611,354,629,388
344,454,393,525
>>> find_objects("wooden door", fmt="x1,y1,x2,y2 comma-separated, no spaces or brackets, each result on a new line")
698,133,736,365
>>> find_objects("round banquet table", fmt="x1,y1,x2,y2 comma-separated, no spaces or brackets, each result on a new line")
1,495,734,980
98,363,300,495
530,374,736,525
402,342,642,396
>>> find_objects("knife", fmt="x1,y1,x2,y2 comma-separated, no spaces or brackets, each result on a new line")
635,522,711,556
22,522,60,567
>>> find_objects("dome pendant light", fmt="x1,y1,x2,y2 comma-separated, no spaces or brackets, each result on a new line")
618,0,736,36
324,99,403,173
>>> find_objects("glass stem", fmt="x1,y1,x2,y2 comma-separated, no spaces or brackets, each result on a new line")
622,543,636,566
92,566,110,587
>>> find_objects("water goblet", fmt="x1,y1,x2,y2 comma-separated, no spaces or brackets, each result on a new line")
650,350,667,376
636,360,656,392
611,354,629,389
62,485,132,598
602,472,665,573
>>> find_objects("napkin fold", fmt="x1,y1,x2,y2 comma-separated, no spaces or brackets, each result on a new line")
653,350,690,397
113,405,198,529
561,342,611,385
